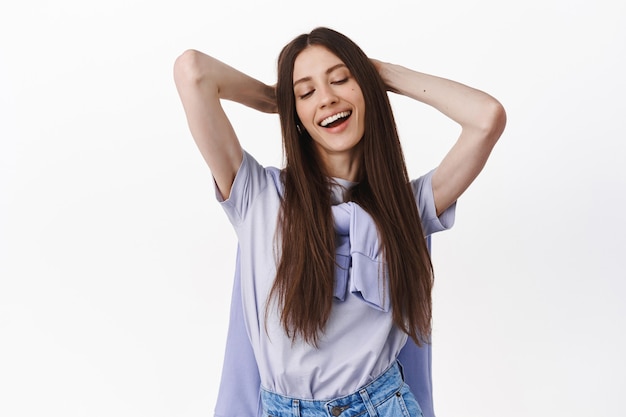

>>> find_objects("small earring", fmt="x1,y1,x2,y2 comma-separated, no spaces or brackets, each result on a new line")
296,124,303,135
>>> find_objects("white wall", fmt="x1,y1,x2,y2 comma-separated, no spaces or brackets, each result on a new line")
1,1,624,416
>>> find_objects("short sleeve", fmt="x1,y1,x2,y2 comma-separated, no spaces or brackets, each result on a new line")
411,169,456,236
216,151,277,226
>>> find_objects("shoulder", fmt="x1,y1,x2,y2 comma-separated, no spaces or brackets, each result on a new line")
409,169,435,203
225,150,283,196
218,150,284,225
410,169,456,236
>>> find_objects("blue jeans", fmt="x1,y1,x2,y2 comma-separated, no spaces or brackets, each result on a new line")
260,361,423,417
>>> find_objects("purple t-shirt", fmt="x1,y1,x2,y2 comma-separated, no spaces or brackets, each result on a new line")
216,151,455,408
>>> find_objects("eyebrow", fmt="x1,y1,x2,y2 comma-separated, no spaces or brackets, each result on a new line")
293,63,347,87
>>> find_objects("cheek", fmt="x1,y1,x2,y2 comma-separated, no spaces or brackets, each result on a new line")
295,103,313,126
294,102,304,120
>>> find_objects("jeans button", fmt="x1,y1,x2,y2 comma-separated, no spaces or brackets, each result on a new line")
331,405,348,416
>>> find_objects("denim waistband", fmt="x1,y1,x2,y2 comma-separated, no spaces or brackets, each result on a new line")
260,361,405,417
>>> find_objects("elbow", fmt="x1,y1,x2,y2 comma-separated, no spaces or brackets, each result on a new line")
479,98,507,145
492,100,507,138
173,49,206,86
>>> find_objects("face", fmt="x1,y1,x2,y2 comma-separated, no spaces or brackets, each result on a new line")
292,45,366,173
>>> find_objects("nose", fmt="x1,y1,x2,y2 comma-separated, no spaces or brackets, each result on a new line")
317,84,338,108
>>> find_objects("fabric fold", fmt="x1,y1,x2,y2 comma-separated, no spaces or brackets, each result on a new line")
332,202,390,311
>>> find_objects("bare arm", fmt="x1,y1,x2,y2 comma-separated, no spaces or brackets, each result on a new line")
372,60,507,216
173,50,277,199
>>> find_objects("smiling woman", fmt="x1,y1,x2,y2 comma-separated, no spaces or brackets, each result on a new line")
292,46,366,180
174,26,505,417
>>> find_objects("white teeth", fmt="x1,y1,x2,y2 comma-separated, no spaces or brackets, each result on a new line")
320,111,351,127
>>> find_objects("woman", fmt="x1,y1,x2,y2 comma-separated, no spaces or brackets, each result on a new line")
174,27,505,417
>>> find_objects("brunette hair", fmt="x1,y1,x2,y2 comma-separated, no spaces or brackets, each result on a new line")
270,27,434,346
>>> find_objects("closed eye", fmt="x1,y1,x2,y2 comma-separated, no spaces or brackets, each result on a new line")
297,77,349,99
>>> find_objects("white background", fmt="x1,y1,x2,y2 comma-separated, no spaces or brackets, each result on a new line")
1,1,625,416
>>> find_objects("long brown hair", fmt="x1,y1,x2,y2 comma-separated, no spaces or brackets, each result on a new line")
270,27,434,346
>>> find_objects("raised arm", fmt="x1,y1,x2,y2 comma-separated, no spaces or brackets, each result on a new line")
373,60,506,216
173,50,277,199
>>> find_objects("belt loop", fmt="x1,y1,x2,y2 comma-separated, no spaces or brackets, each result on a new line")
359,388,378,417
292,399,300,417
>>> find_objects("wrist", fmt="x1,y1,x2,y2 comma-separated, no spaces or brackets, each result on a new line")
377,62,402,94
262,84,278,113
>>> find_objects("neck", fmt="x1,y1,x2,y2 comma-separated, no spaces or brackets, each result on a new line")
317,146,362,182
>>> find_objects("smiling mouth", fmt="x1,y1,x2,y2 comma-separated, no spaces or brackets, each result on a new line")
320,111,352,128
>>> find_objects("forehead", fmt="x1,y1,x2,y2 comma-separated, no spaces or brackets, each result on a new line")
292,45,347,82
